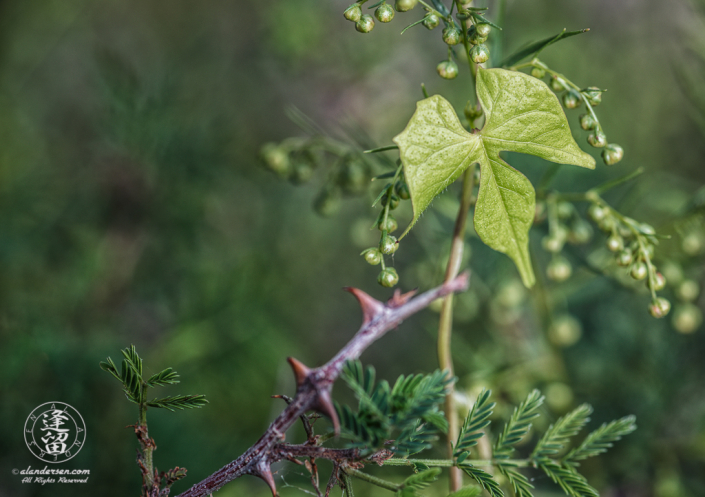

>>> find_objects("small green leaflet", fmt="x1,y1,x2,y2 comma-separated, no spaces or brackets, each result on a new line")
393,68,595,287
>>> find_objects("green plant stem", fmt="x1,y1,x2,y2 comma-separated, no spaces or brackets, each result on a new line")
438,164,476,492
382,457,532,468
456,1,473,68
590,167,645,195
342,471,356,497
344,466,399,492
379,163,404,271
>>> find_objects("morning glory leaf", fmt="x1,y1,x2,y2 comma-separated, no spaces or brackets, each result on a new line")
393,68,595,287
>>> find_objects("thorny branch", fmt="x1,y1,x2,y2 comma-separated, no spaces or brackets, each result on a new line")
176,272,470,497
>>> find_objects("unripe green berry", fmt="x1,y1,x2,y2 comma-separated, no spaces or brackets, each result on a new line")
464,101,483,123
682,231,705,255
630,261,648,280
677,279,700,302
442,26,462,46
587,204,607,222
395,181,410,200
394,0,417,12
661,261,684,285
375,4,395,22
587,130,607,148
313,189,341,217
568,219,593,244
380,234,398,254
542,235,564,253
583,87,602,106
381,192,400,209
602,144,624,166
550,78,564,92
437,60,459,80
356,15,375,33
470,43,490,64
422,13,440,30
378,215,398,232
547,256,572,282
344,4,363,22
649,297,671,318
531,67,546,79
672,303,702,333
467,25,487,45
378,267,399,287
557,202,573,219
647,272,667,291
617,249,633,267
291,162,314,184
562,90,581,109
597,215,616,232
606,234,624,252
338,159,371,194
362,248,383,265
475,23,491,38
579,114,597,131
260,143,290,176
548,314,582,347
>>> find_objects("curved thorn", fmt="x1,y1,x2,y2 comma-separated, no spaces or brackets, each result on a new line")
314,389,340,437
388,288,418,307
343,287,385,325
287,357,311,388
254,461,278,497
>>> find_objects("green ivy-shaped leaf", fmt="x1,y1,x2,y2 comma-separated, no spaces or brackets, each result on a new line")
393,68,595,286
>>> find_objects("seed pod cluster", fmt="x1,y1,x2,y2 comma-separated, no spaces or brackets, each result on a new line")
539,198,594,283
586,202,671,317
260,139,375,218
343,1,498,80
361,171,412,287
531,67,622,166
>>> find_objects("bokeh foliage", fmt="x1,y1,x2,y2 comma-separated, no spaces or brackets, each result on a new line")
1,1,704,496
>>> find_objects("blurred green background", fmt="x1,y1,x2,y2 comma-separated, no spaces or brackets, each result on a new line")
1,1,705,496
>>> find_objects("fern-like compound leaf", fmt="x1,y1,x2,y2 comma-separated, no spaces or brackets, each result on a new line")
531,403,593,461
494,389,544,459
146,367,180,387
459,464,504,497
455,388,495,457
563,415,637,465
146,394,208,412
539,462,598,497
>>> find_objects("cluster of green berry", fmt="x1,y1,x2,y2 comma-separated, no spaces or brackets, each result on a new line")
343,0,497,81
260,140,320,184
585,200,671,318
537,190,676,319
660,261,702,333
538,198,594,284
343,0,422,33
527,60,623,167
360,168,411,287
260,138,374,217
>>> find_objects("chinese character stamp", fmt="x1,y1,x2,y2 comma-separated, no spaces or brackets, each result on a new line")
24,402,86,463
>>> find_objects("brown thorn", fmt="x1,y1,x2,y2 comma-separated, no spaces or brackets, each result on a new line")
254,460,278,497
286,357,311,388
388,288,418,308
313,389,339,437
343,287,385,325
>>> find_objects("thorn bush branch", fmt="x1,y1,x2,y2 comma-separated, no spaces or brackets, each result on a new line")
176,273,470,497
